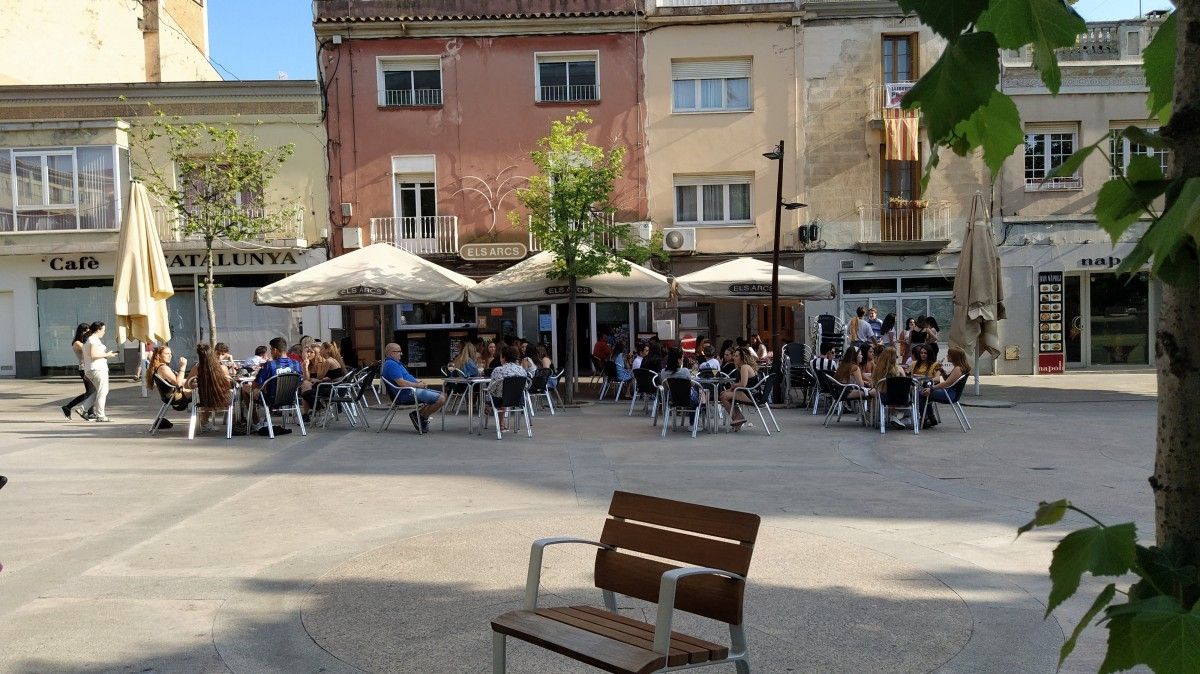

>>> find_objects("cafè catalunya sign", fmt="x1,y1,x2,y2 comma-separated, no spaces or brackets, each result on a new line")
459,242,527,261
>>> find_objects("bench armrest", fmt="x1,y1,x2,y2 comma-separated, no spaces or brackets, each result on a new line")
524,537,614,610
652,566,746,654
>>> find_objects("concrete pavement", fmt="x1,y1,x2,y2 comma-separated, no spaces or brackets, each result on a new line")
0,372,1157,673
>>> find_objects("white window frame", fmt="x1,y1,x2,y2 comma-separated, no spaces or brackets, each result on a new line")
671,58,752,114
534,50,600,103
1024,125,1082,191
376,56,443,107
1109,126,1170,178
673,174,753,227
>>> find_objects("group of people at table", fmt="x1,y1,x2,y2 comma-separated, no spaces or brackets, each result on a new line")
813,305,960,428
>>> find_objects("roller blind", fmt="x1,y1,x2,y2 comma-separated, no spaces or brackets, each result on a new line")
673,173,753,186
671,58,751,80
381,57,440,72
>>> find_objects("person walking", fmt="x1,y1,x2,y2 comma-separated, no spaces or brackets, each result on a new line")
82,321,118,422
61,323,97,420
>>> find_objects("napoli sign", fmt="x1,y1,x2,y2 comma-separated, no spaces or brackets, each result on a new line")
459,242,528,261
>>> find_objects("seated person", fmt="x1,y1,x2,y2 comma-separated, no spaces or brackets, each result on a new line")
810,343,839,376
919,346,970,428
641,343,664,374
244,337,302,414
873,347,909,427
301,342,348,412
659,347,701,407
214,342,236,371
697,345,722,373
612,343,634,383
192,343,232,430
451,340,481,377
245,345,269,370
488,345,529,430
146,345,190,428
908,345,940,379
833,346,875,403
719,347,761,431
382,342,446,433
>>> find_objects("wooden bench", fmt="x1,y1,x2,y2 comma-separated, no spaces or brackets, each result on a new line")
490,491,760,673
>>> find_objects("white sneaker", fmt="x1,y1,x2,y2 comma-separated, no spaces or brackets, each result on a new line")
93,416,111,423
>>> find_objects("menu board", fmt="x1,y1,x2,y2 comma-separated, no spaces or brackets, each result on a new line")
406,333,427,368
1037,272,1065,374
447,331,468,365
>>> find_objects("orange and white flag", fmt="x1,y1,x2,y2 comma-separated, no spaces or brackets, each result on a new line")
883,108,920,161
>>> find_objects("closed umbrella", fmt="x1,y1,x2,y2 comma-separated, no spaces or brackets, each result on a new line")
467,250,669,306
114,182,174,344
950,192,1006,393
673,257,834,302
253,243,476,307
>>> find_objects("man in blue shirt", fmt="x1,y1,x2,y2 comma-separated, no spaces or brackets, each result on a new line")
250,337,302,399
865,307,883,339
382,342,446,433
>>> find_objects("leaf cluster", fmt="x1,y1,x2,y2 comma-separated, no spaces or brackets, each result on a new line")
899,4,1197,287
128,105,298,244
511,111,662,281
1018,500,1200,673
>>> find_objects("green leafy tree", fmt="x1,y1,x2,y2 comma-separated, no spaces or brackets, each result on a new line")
898,1,1199,670
512,111,658,404
130,108,297,345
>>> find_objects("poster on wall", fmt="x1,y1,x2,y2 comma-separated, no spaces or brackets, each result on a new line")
1037,271,1065,374
406,333,427,368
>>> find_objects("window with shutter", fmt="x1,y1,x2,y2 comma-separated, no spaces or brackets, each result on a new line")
671,58,752,113
535,51,599,102
378,57,443,107
673,174,753,225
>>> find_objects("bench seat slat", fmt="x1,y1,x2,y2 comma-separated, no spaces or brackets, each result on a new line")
609,491,760,543
571,605,730,661
492,609,667,674
536,608,693,666
601,519,754,576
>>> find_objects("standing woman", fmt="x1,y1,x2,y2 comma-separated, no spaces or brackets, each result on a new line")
878,314,897,348
61,323,97,420
923,316,941,362
83,321,118,422
899,318,916,362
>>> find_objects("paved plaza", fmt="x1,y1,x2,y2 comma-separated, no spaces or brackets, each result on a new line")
0,373,1157,673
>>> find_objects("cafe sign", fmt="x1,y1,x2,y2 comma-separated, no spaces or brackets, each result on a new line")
728,283,773,295
459,242,527,261
337,285,387,297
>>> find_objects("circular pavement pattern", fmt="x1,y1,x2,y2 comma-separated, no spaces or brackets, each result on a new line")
301,515,972,673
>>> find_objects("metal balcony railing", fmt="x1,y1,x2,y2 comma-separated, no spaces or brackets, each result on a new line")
868,81,916,114
538,84,600,102
370,215,459,254
1025,176,1084,192
857,200,951,244
527,212,617,252
381,88,443,107
153,204,306,243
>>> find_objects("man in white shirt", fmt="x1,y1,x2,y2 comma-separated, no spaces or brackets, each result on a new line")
245,345,268,369
698,345,722,372
810,344,839,375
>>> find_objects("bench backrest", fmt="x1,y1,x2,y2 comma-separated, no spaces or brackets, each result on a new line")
594,491,760,625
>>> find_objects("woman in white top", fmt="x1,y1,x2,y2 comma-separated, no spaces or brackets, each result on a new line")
878,313,897,347
83,321,118,422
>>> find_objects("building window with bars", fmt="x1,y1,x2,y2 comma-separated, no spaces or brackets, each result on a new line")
1110,128,1169,178
378,57,443,107
674,174,753,225
671,58,752,113
1024,127,1082,191
535,52,599,102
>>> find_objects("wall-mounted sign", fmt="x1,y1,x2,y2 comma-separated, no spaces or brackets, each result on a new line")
545,285,592,297
459,242,527,261
1037,271,1065,374
166,251,298,268
1079,255,1122,269
47,256,101,270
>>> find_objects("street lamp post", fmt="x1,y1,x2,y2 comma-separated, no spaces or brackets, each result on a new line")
763,140,806,403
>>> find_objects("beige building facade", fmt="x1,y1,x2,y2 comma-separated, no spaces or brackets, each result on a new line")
0,82,331,377
0,0,219,85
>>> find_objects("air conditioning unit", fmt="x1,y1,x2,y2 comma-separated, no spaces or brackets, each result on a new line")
654,319,675,339
662,227,696,253
614,221,653,250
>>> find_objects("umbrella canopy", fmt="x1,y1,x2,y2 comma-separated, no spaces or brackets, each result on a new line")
114,182,174,344
254,243,476,307
467,250,670,306
950,193,1006,359
673,257,835,302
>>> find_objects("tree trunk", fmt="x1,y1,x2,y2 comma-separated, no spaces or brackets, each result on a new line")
204,241,218,346
566,277,578,405
1154,0,1200,557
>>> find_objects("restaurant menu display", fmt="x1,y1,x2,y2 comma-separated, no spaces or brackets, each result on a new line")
1037,272,1065,374
406,333,427,368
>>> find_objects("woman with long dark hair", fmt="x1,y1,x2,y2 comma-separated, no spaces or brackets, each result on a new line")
60,323,96,420
193,343,231,429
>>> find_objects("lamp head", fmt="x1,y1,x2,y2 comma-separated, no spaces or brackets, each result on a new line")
762,143,783,160
782,201,807,210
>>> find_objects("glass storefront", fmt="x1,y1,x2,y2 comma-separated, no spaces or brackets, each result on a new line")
37,278,122,371
840,274,955,338
1061,271,1151,367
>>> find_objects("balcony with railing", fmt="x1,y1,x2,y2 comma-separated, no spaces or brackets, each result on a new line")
369,215,459,255
153,204,307,245
537,84,600,103
1025,175,1083,192
381,88,443,107
526,213,620,252
856,199,951,254
868,81,916,116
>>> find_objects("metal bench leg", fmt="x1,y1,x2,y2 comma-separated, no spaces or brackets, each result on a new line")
764,403,780,432
492,631,507,673
731,623,750,673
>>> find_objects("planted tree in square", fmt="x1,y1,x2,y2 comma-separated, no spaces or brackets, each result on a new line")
513,111,659,404
897,1,1199,670
130,107,297,345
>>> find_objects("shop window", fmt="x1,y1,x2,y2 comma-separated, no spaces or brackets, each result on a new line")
535,52,599,102
674,174,752,226
842,277,899,295
2,145,122,232
1024,126,1081,190
378,56,443,107
901,276,954,292
1110,128,1170,178
36,278,121,371
671,58,751,113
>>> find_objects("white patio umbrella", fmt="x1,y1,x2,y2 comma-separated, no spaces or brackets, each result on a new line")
253,243,476,307
466,250,670,306
114,182,174,344
673,257,835,302
950,192,1006,394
